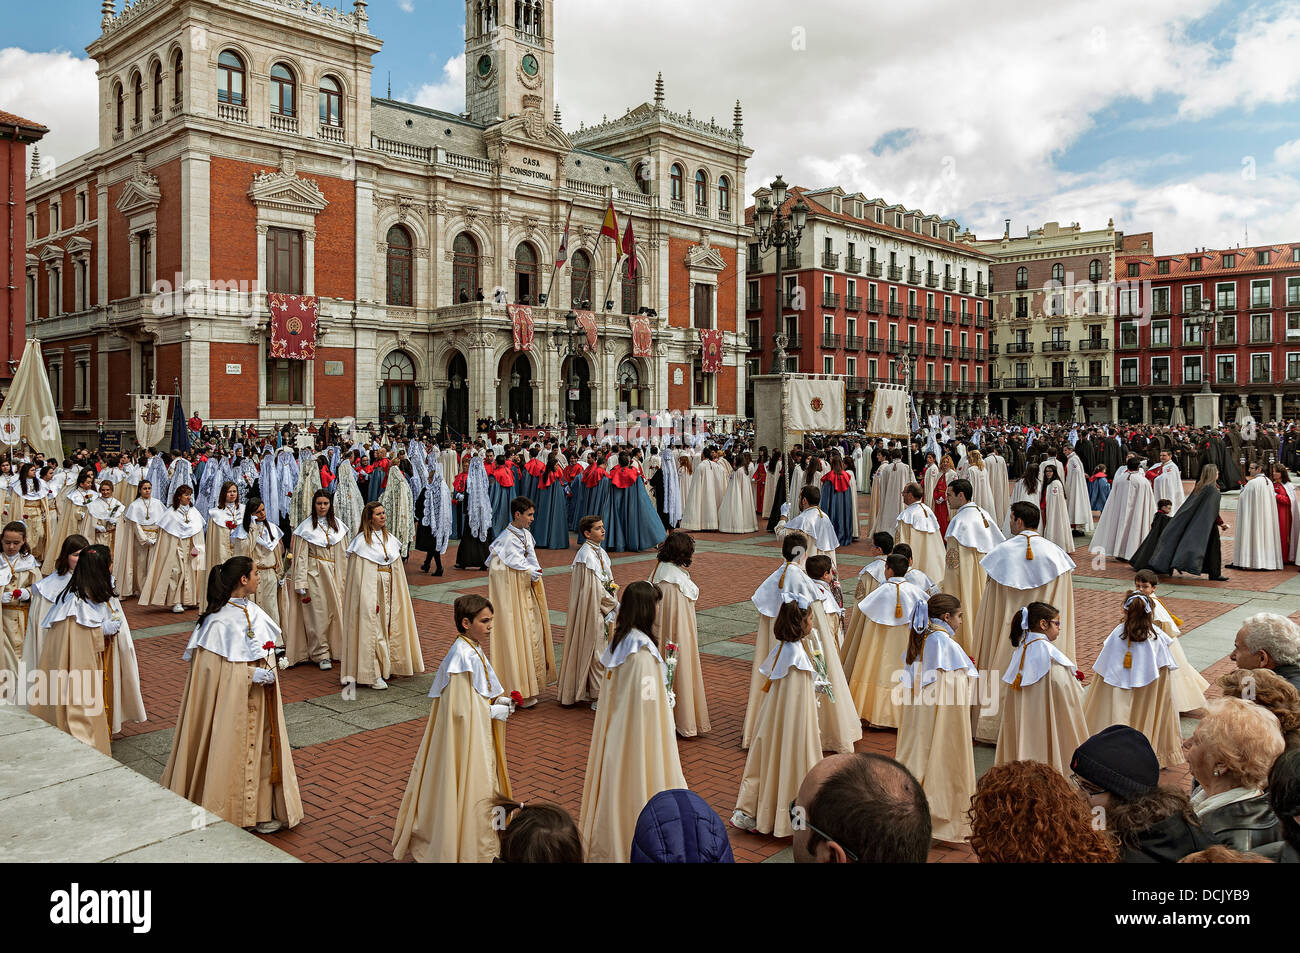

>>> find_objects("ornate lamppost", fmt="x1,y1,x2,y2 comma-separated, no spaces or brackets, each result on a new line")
752,176,808,374
552,309,582,443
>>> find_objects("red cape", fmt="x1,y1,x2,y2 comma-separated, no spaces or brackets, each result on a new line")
608,465,640,489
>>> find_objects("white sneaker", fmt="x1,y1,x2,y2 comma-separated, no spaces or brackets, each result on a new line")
730,810,757,831
518,696,538,709
372,677,388,690
590,702,599,711
172,604,185,614
318,659,333,670
254,820,283,834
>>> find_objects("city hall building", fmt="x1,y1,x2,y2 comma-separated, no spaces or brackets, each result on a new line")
23,0,752,446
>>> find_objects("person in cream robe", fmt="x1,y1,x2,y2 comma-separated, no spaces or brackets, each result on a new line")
648,533,709,738
42,469,98,575
206,482,245,570
233,498,288,635
1140,579,1209,713
87,482,127,560
984,450,1011,530
10,465,53,562
112,482,161,599
839,537,890,678
1233,465,1284,570
487,501,556,706
894,488,945,586
579,581,686,863
283,490,348,669
846,556,930,728
160,560,303,833
137,487,206,612
393,595,514,863
23,536,86,675
1062,447,1094,532
556,518,618,707
940,487,1005,654
340,502,424,691
0,523,41,675
1039,468,1073,555
718,456,758,534
679,451,725,532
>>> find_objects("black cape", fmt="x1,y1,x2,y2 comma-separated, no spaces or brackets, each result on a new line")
1205,436,1242,489
1145,486,1222,576
1128,512,1171,572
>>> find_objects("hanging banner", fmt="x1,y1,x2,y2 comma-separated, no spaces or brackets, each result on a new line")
508,304,535,351
630,313,653,358
133,395,170,448
0,415,22,447
865,386,910,438
268,293,319,360
784,378,846,434
573,310,598,353
698,328,725,374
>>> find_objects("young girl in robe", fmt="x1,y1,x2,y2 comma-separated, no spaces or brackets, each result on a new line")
233,496,287,635
206,481,244,569
11,463,52,562
994,600,1088,775
25,535,87,672
42,467,97,575
138,484,206,613
161,556,302,834
113,480,161,599
392,594,515,863
648,530,709,737
88,480,127,559
579,580,686,863
0,521,41,676
283,489,347,669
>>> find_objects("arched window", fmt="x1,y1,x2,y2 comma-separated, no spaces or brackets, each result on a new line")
380,351,417,424
621,256,639,315
670,164,684,202
634,161,651,195
717,175,731,213
132,71,143,123
217,51,245,106
114,81,124,132
319,76,343,128
151,62,162,115
514,242,538,304
270,63,296,117
386,225,413,307
1089,258,1101,281
172,50,183,104
617,358,641,412
570,249,592,308
694,170,708,208
452,232,479,303
1015,266,1027,290
1051,262,1064,284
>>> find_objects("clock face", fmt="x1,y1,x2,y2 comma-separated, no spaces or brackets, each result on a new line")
522,54,539,77
477,54,493,78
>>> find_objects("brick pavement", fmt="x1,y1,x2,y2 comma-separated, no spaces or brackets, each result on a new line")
104,484,1299,863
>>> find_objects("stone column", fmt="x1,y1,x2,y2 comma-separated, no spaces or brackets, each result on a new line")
1034,395,1044,423
1000,396,1009,418
1141,394,1150,424
1110,395,1120,423
1275,392,1283,421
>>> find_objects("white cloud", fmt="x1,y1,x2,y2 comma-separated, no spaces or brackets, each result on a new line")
410,54,465,112
1275,138,1300,167
0,47,99,176
398,0,414,11
1176,7,1300,119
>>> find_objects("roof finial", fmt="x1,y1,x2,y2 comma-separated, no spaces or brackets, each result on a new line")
354,0,369,26
553,103,562,128
101,0,115,28
29,146,40,179
654,72,664,108
387,71,391,98
733,99,743,136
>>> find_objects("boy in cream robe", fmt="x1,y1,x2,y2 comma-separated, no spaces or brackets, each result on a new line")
488,496,556,707
557,516,618,707
393,594,514,863
1134,568,1209,713
840,531,893,677
895,484,945,586
846,553,929,728
940,478,1005,654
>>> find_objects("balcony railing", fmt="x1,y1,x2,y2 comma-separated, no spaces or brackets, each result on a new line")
960,347,972,360
1078,338,1108,351
1151,338,1173,348
270,112,299,134
1179,336,1204,349
784,291,803,309
976,281,987,296
1118,338,1140,350
975,348,988,361
746,295,761,312
867,261,882,277
866,337,883,353
927,307,941,321
784,250,802,269
942,311,955,325
887,340,904,354
822,292,841,308
845,334,864,350
942,346,956,359
1250,297,1272,310
998,378,1037,390
925,344,938,358
867,298,883,314
787,334,803,350
888,302,903,317
961,280,973,294
1005,342,1034,354
976,314,986,328
1217,332,1237,345
908,305,923,319
747,256,762,272
1152,301,1170,315
746,334,761,350
318,123,345,143
944,277,957,291
1117,377,1141,388
907,268,922,284
1042,341,1071,352
217,102,248,123
845,256,862,274
845,294,863,312
888,265,903,281
846,376,867,392
959,313,972,326
926,273,940,288
823,252,841,269
821,333,842,349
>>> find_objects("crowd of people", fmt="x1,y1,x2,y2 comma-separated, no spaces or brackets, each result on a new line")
5,412,1300,863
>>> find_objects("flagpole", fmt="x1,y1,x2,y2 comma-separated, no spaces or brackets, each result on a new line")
542,201,575,308
600,254,624,314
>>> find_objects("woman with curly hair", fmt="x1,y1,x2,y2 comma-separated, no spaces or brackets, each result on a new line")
968,760,1118,863
1218,667,1300,750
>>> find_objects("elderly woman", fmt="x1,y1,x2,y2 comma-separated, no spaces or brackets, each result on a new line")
968,760,1118,863
1184,697,1286,852
1218,668,1300,750
1230,612,1300,694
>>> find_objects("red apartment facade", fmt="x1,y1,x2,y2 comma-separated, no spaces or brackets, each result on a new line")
2,109,48,389
1115,238,1300,424
743,186,995,421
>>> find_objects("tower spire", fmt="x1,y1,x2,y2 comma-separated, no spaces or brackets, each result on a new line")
733,100,743,136
101,0,115,28
654,72,664,108
29,146,40,180
553,103,562,128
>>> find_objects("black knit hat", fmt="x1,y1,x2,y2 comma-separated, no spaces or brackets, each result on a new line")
1070,725,1160,801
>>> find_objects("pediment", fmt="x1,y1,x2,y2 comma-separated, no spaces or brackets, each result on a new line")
39,243,64,262
488,114,573,154
116,175,161,214
685,238,726,272
66,235,92,255
247,170,329,215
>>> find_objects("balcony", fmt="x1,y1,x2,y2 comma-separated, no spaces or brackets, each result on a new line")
1217,332,1237,346
694,203,710,218
846,376,867,392
718,208,732,222
943,311,955,325
821,333,842,349
960,347,972,360
926,273,940,288
746,333,761,351
746,295,762,312
867,298,883,314
784,291,803,310
942,346,956,359
1117,338,1141,350
671,199,687,213
747,256,762,273
1086,375,1110,388
1250,297,1273,311
925,344,939,358
959,313,972,326
907,268,922,284
845,334,864,350
927,307,941,321
887,340,904,355
888,302,903,317
866,337,883,353
823,291,841,309
1042,341,1071,353
1078,338,1108,351
787,334,803,350
1152,301,1170,315
866,260,882,277
998,378,1037,390
823,252,841,270
318,123,345,143
845,294,863,312
1117,377,1141,388
944,277,957,291
1150,338,1172,349
976,281,987,297
989,344,999,355
217,102,248,123
976,314,986,328
784,250,802,269
270,112,299,134
888,265,904,281
961,280,973,294
1179,336,1205,349
1251,332,1273,344
907,305,923,319
975,348,988,361
845,256,862,274
1005,341,1034,354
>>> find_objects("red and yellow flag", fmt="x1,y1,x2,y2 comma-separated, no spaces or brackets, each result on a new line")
600,200,620,244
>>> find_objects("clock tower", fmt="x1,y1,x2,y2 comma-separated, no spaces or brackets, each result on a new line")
464,1,555,128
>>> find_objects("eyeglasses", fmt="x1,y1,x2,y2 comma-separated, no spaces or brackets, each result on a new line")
1070,772,1106,797
789,799,860,862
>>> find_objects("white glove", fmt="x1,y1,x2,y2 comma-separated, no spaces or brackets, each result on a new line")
780,503,790,518
0,592,10,605
296,588,307,597
278,577,286,588
490,702,511,722
95,524,107,534
530,570,542,582
102,617,123,637
252,667,276,685
17,588,29,602
147,536,158,545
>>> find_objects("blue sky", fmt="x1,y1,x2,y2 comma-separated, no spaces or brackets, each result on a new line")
3,0,1299,251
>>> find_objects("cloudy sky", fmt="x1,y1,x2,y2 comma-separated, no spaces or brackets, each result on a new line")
4,0,1299,252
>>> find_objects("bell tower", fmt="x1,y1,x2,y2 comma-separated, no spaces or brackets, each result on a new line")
464,1,555,126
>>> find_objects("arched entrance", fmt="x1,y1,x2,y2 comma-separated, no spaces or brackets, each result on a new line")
379,350,417,425
561,355,592,426
444,352,469,438
616,358,644,413
501,351,534,425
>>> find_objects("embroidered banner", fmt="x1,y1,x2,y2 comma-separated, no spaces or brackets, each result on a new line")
573,310,598,353
630,313,653,358
698,328,725,374
133,395,169,448
268,293,319,360
785,377,846,433
0,415,22,447
508,304,535,351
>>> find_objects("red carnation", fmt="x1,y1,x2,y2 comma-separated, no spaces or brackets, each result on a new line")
667,643,678,653
376,604,381,613
1075,670,1086,682
301,595,312,604
263,641,276,652
510,690,523,705
11,589,21,600
226,520,237,530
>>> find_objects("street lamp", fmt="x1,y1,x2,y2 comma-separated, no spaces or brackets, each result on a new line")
1067,357,1080,421
1192,301,1222,395
552,310,582,443
753,175,809,374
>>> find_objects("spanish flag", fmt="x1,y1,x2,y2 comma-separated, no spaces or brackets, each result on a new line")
600,200,620,244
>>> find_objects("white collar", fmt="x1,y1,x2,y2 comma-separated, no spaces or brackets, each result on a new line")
182,599,280,663
856,578,929,626
945,502,1005,553
1002,634,1076,688
428,637,503,700
980,531,1076,589
599,627,662,670
751,562,822,619
294,517,347,547
759,640,816,680
649,561,698,602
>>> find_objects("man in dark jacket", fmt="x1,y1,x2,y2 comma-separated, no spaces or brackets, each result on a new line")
629,790,734,863
1231,613,1300,694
